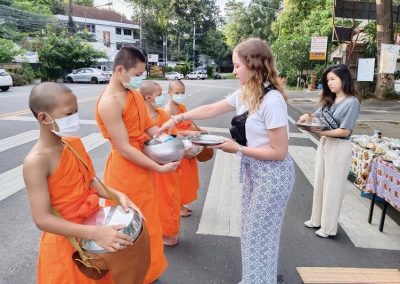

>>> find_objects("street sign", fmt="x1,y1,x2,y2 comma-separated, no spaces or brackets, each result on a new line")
309,52,326,60
148,54,159,63
379,43,400,74
310,36,328,61
357,58,375,81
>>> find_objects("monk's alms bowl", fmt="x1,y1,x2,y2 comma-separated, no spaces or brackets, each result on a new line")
143,136,185,164
81,205,143,254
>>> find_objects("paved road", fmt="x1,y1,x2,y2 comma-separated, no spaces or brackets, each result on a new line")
0,81,399,284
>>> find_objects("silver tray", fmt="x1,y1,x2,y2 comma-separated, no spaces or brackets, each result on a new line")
295,123,329,131
81,205,143,254
190,134,224,146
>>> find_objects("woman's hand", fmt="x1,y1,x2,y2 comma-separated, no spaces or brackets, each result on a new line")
92,224,134,253
298,113,311,123
209,137,240,154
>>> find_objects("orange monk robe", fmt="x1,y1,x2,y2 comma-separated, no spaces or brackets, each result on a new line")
149,108,181,237
95,90,167,283
38,137,115,284
175,104,200,205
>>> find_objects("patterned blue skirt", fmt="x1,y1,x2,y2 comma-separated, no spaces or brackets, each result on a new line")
239,154,295,284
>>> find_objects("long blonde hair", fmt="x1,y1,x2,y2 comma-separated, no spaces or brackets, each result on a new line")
234,38,287,113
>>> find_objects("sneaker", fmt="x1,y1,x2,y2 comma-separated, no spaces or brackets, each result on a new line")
304,220,320,228
315,229,331,238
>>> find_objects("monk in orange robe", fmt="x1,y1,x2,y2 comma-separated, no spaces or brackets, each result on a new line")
164,80,201,217
95,47,179,283
23,82,139,284
140,81,181,246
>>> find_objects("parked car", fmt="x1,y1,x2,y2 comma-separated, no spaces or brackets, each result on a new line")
0,69,13,91
165,72,184,80
185,71,207,80
92,64,113,77
65,68,111,84
214,73,222,80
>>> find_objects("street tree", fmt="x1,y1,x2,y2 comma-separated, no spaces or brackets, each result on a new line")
375,0,394,99
0,38,21,63
29,33,106,80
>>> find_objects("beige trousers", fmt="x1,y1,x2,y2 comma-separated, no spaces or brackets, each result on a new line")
310,136,352,235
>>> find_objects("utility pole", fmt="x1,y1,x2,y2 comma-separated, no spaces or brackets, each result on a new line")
139,4,143,49
68,0,74,34
192,20,196,71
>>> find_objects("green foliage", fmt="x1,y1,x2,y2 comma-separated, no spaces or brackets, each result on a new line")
0,38,22,63
12,0,52,15
363,22,377,58
73,0,93,7
9,71,29,86
29,32,106,80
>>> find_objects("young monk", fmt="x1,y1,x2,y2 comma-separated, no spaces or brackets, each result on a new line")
95,47,179,283
140,81,181,246
23,82,139,284
164,80,200,217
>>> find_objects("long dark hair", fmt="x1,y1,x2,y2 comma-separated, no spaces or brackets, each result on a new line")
320,64,357,107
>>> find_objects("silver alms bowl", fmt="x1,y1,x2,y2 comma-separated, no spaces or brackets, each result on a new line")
143,137,185,164
81,206,143,254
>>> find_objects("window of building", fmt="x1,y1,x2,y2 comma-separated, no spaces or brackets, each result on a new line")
116,28,121,35
133,29,140,39
84,24,95,33
124,29,132,36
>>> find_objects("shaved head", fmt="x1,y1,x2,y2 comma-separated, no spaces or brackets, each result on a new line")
140,81,162,97
29,82,73,118
168,79,185,91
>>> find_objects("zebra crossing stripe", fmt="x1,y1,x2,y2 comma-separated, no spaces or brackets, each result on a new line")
0,130,39,153
0,133,107,202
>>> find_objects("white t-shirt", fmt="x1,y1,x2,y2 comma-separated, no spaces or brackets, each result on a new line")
226,89,289,147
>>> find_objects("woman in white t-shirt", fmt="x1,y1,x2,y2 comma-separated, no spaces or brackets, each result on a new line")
159,38,295,284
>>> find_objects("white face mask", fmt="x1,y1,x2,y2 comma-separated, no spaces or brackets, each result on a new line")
45,113,81,137
171,93,186,104
153,92,167,107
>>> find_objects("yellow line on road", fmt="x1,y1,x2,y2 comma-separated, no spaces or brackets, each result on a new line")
0,96,98,119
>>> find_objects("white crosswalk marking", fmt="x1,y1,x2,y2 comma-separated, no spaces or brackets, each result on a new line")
0,133,107,202
0,130,39,153
197,150,241,237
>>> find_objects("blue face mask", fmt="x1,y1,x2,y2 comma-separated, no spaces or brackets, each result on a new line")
154,93,167,107
172,93,186,104
123,75,144,90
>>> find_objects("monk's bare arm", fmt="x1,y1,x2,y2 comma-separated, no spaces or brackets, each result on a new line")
98,96,162,171
23,154,96,239
23,154,133,251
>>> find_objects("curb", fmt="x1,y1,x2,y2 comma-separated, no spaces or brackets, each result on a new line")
357,120,400,124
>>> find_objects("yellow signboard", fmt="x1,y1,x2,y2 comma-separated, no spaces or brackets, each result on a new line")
309,52,326,60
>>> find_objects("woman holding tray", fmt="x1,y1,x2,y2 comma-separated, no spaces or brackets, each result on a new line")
159,38,295,284
298,64,360,238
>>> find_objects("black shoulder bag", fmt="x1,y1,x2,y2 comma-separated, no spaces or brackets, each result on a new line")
229,85,276,146
321,106,340,130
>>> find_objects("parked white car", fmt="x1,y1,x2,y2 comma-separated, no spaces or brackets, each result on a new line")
165,72,184,80
0,69,13,91
185,71,207,80
65,68,111,84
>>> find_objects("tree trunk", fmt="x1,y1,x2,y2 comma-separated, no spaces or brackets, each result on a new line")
375,0,394,99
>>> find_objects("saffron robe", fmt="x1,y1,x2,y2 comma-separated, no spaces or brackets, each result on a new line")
38,137,115,284
95,90,167,283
